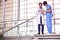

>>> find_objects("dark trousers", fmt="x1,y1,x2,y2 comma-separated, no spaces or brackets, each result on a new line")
38,16,44,34
38,24,44,34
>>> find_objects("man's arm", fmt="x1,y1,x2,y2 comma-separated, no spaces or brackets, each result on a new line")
46,9,52,12
42,5,52,13
46,5,52,12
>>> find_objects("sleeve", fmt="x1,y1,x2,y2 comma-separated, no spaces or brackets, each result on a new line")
42,6,46,15
47,5,52,10
42,6,46,10
47,5,53,15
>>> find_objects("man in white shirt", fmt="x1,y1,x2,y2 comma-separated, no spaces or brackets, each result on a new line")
37,3,44,34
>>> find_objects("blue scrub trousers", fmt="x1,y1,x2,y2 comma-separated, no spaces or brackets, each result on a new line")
46,15,52,34
46,4,52,34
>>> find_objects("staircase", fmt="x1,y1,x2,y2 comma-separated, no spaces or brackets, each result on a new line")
0,16,60,40
3,34,60,40
0,16,37,40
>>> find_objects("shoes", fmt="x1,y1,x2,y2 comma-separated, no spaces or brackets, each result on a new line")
38,33,40,35
45,33,53,35
38,33,44,35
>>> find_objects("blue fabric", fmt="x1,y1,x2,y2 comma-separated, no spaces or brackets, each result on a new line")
46,5,52,34
46,5,52,17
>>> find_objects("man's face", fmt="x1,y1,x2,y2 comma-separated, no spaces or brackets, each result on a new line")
44,4,47,6
39,4,42,8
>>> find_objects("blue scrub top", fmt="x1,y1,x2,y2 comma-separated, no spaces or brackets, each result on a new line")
46,5,52,18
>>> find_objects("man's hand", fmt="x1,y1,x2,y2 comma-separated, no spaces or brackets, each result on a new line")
52,14,54,16
47,9,52,12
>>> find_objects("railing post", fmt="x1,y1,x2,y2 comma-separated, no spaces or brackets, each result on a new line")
2,0,5,34
52,0,56,34
1,0,6,40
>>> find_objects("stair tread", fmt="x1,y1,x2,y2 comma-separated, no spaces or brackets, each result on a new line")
32,34,60,39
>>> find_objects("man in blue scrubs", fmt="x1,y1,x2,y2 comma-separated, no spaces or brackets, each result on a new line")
43,1,52,34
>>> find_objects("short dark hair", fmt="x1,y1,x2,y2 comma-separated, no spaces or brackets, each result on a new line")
43,1,47,5
39,3,42,5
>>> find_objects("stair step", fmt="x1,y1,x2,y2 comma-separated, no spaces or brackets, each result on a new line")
32,34,60,39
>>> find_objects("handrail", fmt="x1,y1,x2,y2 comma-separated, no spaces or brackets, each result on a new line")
1,16,37,34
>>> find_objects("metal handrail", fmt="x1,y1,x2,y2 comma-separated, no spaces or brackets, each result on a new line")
1,16,37,35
